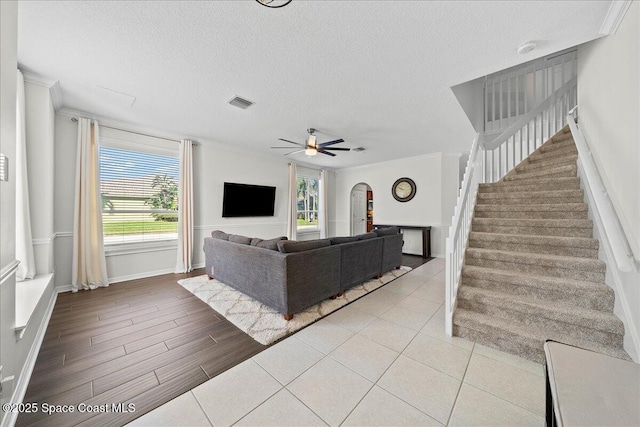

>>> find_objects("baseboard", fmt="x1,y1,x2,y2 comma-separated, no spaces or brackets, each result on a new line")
107,268,177,284
56,284,73,293
2,290,58,427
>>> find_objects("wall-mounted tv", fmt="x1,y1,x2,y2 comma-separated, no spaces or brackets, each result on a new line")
222,182,276,217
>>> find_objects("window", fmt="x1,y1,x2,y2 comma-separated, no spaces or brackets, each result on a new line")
99,146,179,245
296,176,319,231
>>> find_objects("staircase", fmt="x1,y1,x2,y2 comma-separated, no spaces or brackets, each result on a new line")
452,125,630,364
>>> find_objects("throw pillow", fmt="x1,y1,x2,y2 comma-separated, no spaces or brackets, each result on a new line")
256,236,287,251
356,232,377,240
211,230,230,240
250,238,264,246
330,236,359,245
277,239,331,253
375,226,400,236
229,234,252,245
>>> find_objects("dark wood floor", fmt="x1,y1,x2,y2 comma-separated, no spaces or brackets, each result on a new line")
17,269,264,427
18,255,431,426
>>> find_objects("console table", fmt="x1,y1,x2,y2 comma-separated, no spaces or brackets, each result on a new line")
544,341,640,427
373,225,431,258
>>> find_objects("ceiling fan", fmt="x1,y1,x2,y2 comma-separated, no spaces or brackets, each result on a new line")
271,128,350,157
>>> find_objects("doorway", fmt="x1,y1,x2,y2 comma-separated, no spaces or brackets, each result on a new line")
350,183,373,236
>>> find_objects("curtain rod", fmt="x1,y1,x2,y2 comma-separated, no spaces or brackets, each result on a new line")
70,117,195,145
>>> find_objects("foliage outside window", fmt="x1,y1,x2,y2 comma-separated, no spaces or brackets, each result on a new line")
297,176,319,230
99,146,179,245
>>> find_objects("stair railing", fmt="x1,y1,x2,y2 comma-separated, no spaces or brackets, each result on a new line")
445,132,483,336
482,76,577,182
567,108,637,272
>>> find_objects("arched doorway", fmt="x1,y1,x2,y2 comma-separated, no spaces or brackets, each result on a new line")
350,183,373,236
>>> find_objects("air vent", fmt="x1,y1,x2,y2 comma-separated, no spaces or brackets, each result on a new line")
352,147,366,152
228,96,254,109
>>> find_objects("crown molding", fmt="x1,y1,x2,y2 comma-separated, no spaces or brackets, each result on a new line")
21,70,63,110
599,0,632,35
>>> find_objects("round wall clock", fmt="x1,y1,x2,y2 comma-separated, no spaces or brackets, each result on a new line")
392,177,416,202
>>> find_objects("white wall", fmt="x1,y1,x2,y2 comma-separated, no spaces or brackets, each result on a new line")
53,113,295,285
335,153,460,257
577,3,640,361
24,81,55,275
0,1,19,416
1,3,56,424
577,1,640,261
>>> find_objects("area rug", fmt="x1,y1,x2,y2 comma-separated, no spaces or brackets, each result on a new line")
178,266,411,345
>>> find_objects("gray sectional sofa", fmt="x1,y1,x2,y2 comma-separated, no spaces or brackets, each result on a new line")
203,227,403,320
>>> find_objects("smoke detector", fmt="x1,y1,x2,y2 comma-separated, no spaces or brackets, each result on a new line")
517,41,537,54
352,147,366,152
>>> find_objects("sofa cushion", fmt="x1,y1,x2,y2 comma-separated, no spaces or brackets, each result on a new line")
229,234,252,245
255,236,287,251
211,230,230,240
330,236,359,245
277,239,331,253
375,226,400,236
250,238,263,246
356,232,377,240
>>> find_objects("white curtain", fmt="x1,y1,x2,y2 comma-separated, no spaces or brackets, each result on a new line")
72,118,109,292
318,169,329,239
175,139,194,273
15,70,36,281
287,163,298,240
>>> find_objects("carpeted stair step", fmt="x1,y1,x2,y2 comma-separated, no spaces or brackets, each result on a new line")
453,309,630,364
515,154,578,173
503,164,577,182
464,247,605,282
476,189,583,205
468,232,599,258
474,203,588,220
457,286,623,347
549,131,574,143
478,177,581,193
528,144,577,162
537,139,576,155
461,265,614,311
472,218,593,238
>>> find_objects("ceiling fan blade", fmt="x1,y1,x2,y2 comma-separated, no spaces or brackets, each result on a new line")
271,146,299,149
319,139,345,147
321,147,350,151
318,150,336,157
278,138,305,147
284,149,305,156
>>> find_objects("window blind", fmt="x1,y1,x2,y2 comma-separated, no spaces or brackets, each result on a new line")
99,146,179,245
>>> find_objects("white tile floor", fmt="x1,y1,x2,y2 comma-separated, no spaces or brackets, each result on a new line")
128,259,546,427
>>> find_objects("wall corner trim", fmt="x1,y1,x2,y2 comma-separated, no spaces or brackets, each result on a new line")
599,0,633,35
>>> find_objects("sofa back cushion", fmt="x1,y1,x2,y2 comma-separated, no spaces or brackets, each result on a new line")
277,239,331,253
375,226,400,236
229,234,252,245
330,236,359,245
252,236,287,251
211,230,230,240
356,232,377,240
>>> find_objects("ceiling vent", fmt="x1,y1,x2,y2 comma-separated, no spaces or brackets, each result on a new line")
352,147,366,152
228,96,254,109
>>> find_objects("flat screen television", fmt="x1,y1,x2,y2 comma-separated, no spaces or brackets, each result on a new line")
222,182,276,217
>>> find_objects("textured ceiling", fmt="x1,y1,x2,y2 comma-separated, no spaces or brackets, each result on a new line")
17,1,611,168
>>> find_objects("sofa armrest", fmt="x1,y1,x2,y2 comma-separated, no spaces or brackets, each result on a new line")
381,233,403,273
